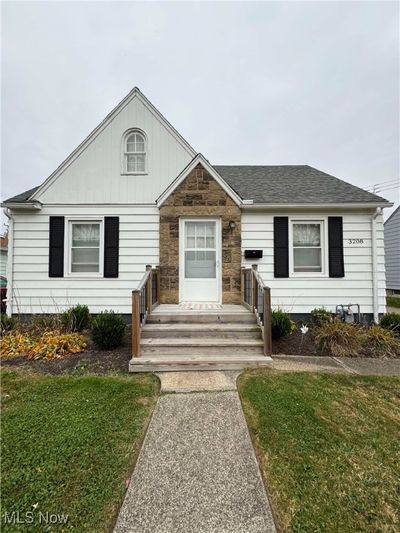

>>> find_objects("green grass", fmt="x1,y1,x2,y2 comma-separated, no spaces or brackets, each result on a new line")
387,296,400,309
1,369,158,532
239,371,400,532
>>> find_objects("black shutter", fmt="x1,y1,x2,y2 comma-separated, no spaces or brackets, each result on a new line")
104,217,119,278
274,217,289,278
49,216,65,277
328,216,344,278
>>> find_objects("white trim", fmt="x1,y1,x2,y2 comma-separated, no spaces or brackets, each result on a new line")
65,217,104,278
120,128,148,175
1,202,42,210
157,154,242,207
371,208,381,323
179,217,222,303
30,88,196,201
288,217,328,278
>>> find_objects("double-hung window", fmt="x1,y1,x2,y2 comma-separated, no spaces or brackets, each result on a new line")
291,220,325,274
69,221,102,275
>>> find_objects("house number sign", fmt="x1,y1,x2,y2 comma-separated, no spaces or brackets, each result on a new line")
347,238,364,245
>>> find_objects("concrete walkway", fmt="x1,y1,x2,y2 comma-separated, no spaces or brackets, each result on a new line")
272,355,400,376
114,386,276,533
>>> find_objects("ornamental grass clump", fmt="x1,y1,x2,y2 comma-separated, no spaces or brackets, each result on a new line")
91,311,126,349
314,320,363,358
380,313,400,336
62,304,91,332
363,325,400,358
315,320,400,358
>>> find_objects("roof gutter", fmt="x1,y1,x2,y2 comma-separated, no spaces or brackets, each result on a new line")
240,202,393,209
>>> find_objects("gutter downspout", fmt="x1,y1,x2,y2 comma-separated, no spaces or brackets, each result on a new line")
371,207,381,324
4,208,14,317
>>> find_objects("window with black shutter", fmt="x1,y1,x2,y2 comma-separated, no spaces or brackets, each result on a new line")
49,216,65,277
104,217,119,278
328,217,344,277
274,217,289,278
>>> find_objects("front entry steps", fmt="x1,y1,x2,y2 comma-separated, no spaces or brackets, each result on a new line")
129,305,273,372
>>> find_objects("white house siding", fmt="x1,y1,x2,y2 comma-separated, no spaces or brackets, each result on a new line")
384,207,400,291
10,205,159,315
241,209,386,316
35,94,194,205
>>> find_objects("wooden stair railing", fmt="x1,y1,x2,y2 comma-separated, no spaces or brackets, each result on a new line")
132,265,160,357
241,265,272,356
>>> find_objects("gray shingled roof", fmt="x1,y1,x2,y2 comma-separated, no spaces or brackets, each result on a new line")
5,186,40,203
5,165,389,205
214,165,389,204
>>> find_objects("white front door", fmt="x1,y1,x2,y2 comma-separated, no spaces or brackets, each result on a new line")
180,219,221,303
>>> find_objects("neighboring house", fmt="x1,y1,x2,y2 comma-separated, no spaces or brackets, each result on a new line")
2,88,392,323
384,206,400,294
0,234,7,277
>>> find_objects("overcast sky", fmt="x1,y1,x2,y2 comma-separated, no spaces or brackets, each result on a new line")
1,1,399,230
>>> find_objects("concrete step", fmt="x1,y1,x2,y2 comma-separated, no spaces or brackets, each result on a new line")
129,354,273,372
147,313,256,324
141,323,261,339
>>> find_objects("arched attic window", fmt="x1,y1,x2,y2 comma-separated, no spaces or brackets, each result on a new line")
123,130,146,173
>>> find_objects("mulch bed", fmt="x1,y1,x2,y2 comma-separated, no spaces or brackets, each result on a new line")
273,329,319,356
2,340,132,376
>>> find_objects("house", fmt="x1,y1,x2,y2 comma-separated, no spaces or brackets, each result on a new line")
2,88,392,367
384,206,400,295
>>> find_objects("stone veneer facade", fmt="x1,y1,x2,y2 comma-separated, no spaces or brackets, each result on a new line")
159,163,242,304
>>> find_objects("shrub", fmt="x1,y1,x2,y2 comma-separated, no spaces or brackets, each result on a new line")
387,296,400,309
314,320,363,357
0,314,16,335
62,304,91,332
310,307,333,326
91,311,126,349
271,309,296,339
363,325,400,358
380,313,400,336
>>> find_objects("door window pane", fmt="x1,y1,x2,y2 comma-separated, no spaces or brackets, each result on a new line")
196,236,205,248
185,250,216,278
206,236,215,248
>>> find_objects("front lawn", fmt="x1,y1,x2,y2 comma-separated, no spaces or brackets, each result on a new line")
1,369,158,532
239,371,400,532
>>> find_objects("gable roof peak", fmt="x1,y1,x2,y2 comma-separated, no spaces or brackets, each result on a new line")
157,153,242,207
